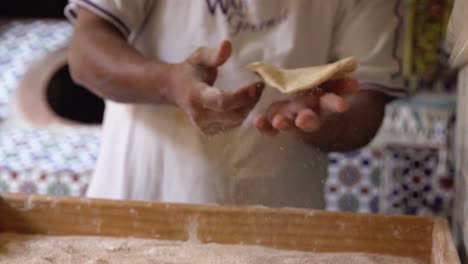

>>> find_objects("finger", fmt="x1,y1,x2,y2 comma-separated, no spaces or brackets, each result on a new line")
254,115,279,137
319,93,348,113
321,78,359,96
271,114,293,131
213,40,232,66
265,96,320,125
201,82,264,112
295,109,321,133
188,40,232,68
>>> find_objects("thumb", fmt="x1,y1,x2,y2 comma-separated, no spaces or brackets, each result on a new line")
187,40,232,68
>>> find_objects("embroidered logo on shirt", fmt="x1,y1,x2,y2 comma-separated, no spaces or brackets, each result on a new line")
206,0,289,36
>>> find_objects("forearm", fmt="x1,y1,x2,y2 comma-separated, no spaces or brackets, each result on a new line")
69,8,172,104
305,90,390,152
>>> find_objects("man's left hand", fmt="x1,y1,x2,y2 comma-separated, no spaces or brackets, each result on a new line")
254,78,359,140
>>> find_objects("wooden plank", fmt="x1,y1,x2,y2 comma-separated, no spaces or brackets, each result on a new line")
431,218,460,264
0,193,456,263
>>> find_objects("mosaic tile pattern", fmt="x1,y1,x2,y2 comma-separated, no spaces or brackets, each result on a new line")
0,169,90,197
327,97,456,215
0,127,100,196
0,20,97,197
0,127,100,173
0,20,72,120
327,145,455,216
380,145,454,217
326,149,382,213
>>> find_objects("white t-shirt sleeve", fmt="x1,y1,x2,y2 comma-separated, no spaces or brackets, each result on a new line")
65,0,152,39
331,0,406,97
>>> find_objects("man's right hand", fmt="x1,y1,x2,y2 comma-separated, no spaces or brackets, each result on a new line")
167,40,264,136
69,9,262,136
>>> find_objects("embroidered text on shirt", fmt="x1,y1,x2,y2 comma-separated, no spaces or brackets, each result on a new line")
206,0,289,36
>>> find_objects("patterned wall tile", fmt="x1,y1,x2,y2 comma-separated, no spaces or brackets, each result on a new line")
380,145,454,217
326,149,382,213
0,20,96,197
0,20,72,120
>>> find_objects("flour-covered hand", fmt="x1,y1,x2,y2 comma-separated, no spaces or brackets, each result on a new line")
168,40,264,136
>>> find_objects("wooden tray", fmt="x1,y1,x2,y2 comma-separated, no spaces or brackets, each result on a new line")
0,193,460,263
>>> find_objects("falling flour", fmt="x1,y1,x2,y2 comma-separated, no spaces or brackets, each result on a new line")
0,233,426,264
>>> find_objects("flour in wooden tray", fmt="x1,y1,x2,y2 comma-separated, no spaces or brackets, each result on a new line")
0,233,426,264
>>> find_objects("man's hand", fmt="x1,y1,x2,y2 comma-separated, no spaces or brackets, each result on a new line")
254,78,359,140
168,40,264,136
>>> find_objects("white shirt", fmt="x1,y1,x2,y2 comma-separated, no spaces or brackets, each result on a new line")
66,0,405,208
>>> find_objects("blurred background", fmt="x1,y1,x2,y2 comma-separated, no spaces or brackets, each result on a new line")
1,1,68,18
0,0,463,258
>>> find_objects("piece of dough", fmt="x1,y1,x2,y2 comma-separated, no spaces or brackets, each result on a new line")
247,57,358,94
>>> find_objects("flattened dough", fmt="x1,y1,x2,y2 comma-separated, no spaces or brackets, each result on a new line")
247,57,358,94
